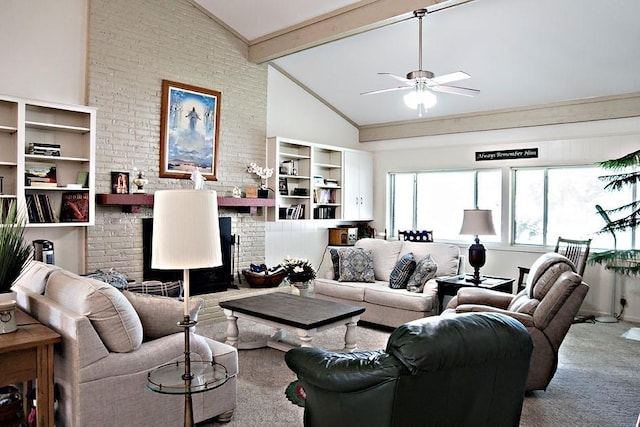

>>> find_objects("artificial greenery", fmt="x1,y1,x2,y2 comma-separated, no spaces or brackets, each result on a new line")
0,203,32,293
589,149,640,276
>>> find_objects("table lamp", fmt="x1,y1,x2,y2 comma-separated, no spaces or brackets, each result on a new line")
459,209,496,284
151,189,222,426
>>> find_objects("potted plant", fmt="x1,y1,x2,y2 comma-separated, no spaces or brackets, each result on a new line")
247,162,274,198
589,149,640,276
0,203,32,296
281,257,316,297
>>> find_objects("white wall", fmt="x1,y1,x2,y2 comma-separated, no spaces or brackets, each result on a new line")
367,117,640,321
0,0,87,105
265,66,361,269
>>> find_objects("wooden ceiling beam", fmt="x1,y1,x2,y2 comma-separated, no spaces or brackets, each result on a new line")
248,0,446,63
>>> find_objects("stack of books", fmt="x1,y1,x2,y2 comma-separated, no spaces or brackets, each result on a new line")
25,162,57,187
28,142,61,157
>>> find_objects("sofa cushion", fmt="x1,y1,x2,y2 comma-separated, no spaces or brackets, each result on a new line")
354,239,403,281
314,279,369,302
364,285,435,312
399,242,460,277
406,255,438,293
338,248,375,283
11,260,61,294
389,253,416,289
45,270,143,352
122,290,203,340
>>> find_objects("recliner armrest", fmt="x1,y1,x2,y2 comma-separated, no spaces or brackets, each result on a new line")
285,347,405,393
449,287,514,310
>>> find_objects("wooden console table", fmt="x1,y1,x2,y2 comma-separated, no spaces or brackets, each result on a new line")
0,309,61,427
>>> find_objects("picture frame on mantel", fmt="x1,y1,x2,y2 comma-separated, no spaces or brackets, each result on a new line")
159,79,221,180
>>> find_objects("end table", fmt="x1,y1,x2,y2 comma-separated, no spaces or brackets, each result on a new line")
436,275,514,313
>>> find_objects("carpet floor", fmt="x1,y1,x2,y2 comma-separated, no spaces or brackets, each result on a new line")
196,318,640,427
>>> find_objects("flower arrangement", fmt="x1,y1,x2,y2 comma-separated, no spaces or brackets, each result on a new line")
247,163,274,189
281,257,316,283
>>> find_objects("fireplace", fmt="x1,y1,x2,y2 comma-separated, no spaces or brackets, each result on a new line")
142,217,233,294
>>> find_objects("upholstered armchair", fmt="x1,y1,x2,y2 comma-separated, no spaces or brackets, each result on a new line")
444,252,589,391
285,313,532,427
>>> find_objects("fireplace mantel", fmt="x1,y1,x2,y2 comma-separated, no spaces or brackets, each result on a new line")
96,193,274,214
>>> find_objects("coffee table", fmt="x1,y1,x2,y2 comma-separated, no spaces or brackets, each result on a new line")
219,292,365,352
436,275,514,313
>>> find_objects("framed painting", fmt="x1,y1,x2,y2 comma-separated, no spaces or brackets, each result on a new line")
159,80,221,180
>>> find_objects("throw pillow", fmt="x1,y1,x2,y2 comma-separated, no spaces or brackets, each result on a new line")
407,255,438,293
329,248,340,280
389,253,417,289
125,280,183,298
122,290,203,340
338,248,375,283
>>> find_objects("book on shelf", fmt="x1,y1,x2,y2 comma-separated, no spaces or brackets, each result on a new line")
60,192,89,222
25,161,57,186
29,182,58,188
313,206,336,219
25,193,57,223
1,198,17,222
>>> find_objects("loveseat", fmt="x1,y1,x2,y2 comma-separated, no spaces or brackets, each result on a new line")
314,238,462,328
11,261,238,427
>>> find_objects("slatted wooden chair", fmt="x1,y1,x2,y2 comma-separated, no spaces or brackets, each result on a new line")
517,236,591,291
397,230,434,243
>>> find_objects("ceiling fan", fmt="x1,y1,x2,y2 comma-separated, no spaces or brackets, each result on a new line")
361,8,479,114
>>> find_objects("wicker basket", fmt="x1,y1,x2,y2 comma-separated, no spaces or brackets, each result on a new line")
242,268,288,288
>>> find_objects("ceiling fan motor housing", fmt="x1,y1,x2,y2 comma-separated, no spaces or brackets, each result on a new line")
407,70,434,80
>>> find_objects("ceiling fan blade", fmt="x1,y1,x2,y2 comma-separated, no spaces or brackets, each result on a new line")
429,71,470,85
431,84,480,97
378,72,412,84
361,86,413,96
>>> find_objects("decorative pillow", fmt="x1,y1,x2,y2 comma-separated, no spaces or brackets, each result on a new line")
329,248,340,280
389,253,416,289
338,248,375,283
122,290,203,340
45,270,143,352
124,280,183,298
84,268,130,289
407,255,438,293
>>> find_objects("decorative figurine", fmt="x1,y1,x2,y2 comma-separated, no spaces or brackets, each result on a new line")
232,186,242,198
132,170,148,193
190,167,205,190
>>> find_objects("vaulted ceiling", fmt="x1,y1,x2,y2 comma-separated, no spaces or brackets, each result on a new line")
193,0,640,140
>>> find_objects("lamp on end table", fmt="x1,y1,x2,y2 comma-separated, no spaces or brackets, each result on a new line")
151,189,223,427
459,209,496,285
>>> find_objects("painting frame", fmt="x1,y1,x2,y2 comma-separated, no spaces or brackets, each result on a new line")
111,171,130,194
159,80,221,180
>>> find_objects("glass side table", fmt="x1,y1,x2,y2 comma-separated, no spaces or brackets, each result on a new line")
147,359,230,426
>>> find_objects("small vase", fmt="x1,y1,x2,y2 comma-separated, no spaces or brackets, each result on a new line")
0,297,17,334
290,280,312,298
258,189,269,199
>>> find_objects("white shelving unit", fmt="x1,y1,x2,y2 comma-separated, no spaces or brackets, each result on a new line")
266,136,372,222
0,94,96,226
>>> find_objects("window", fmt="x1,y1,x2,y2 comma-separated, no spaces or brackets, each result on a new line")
390,169,501,241
513,166,635,249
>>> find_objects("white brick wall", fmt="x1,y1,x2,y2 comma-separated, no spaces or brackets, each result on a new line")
86,0,268,282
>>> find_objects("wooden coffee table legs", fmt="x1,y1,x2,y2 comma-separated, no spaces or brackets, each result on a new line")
222,309,360,352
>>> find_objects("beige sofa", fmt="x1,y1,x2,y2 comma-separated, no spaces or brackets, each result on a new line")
314,238,462,328
12,261,238,427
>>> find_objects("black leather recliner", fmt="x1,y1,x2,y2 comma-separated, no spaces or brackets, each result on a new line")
285,312,532,427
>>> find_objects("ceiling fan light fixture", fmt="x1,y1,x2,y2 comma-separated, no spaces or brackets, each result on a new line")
403,89,437,110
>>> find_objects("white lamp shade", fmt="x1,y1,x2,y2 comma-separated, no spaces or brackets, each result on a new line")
151,189,223,270
459,209,496,236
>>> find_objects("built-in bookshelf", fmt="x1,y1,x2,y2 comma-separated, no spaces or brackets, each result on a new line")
0,94,96,226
